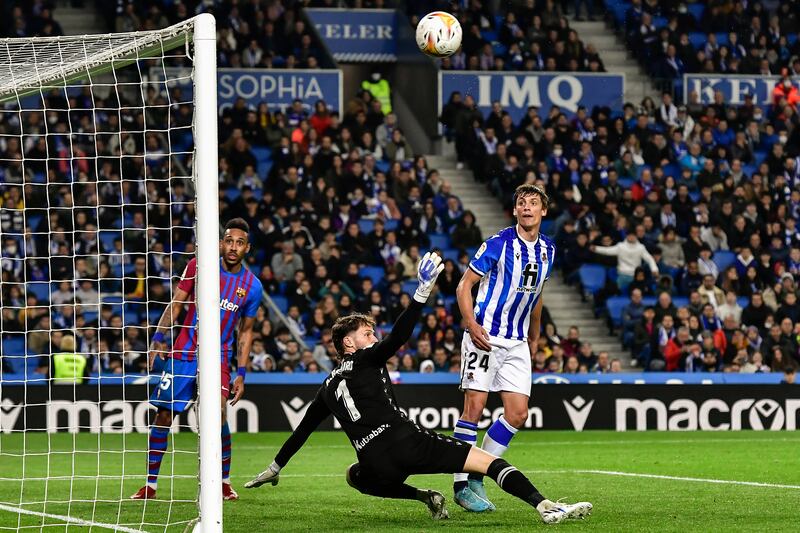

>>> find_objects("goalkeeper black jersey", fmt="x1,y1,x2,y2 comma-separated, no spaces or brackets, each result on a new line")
275,301,424,466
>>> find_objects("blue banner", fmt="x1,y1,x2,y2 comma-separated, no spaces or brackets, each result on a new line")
305,8,397,62
217,68,342,115
439,72,625,124
683,74,800,105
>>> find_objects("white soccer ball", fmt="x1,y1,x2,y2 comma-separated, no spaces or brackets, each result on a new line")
416,11,462,58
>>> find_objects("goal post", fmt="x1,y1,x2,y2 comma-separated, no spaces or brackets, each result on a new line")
0,13,221,532
192,13,222,533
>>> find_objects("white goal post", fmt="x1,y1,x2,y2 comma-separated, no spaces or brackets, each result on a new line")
0,13,221,533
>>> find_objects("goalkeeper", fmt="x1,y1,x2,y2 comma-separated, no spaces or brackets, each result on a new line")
245,251,592,524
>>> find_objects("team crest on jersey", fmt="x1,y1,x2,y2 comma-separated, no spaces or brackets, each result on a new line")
236,286,246,298
541,251,548,262
475,242,487,259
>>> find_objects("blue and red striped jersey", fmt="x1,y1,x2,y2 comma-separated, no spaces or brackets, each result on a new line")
171,258,262,362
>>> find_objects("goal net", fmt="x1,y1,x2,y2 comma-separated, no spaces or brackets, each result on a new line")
0,14,221,532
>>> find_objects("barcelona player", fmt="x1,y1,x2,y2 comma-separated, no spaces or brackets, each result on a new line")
131,218,262,501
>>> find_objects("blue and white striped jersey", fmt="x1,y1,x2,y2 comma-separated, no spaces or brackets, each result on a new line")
468,226,556,341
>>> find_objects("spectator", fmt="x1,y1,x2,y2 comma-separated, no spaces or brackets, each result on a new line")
591,232,659,291
450,211,483,249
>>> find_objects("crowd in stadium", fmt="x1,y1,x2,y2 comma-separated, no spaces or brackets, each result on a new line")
3,0,800,378
613,0,800,91
434,0,606,73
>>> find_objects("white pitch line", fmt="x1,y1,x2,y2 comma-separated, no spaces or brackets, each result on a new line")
235,436,800,451
0,503,149,533
571,469,800,490
273,469,800,490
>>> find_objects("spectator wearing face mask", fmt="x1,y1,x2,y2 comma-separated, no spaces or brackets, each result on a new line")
773,73,800,110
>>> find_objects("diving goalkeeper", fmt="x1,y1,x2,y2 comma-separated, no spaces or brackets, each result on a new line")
245,251,592,524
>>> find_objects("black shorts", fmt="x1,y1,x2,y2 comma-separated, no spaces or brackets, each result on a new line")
359,427,471,484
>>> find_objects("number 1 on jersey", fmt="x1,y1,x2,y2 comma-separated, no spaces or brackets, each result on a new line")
335,380,361,421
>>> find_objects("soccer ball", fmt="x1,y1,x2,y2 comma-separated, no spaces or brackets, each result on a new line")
416,11,462,58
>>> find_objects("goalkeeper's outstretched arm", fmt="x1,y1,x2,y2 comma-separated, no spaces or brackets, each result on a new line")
363,251,444,365
245,390,331,489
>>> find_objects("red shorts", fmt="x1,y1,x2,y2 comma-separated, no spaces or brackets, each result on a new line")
221,362,231,399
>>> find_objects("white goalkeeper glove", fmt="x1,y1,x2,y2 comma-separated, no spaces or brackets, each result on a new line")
244,461,281,489
414,251,445,303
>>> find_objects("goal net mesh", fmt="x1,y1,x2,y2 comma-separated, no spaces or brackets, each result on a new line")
0,19,205,532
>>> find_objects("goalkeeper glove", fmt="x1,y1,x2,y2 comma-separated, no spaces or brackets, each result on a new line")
414,251,445,303
244,461,281,489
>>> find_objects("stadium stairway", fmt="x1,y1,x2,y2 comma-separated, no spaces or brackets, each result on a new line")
425,152,510,238
54,4,104,36
427,149,628,367
545,273,628,366
569,20,660,106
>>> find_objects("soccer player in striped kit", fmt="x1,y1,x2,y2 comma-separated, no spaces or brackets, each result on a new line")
452,184,556,511
131,218,262,501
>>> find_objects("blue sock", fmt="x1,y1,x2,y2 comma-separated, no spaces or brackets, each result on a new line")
221,421,232,483
147,426,170,489
452,419,478,491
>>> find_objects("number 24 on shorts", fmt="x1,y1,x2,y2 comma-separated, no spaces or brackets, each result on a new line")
465,351,489,371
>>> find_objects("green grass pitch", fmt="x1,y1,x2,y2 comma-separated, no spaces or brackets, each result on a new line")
1,431,798,532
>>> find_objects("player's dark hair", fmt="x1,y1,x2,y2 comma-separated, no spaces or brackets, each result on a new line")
225,217,250,235
513,184,549,209
332,313,376,357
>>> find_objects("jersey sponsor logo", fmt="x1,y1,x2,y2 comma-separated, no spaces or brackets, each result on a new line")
474,242,487,259
563,395,595,432
517,262,539,292
352,423,390,451
236,286,247,298
220,298,240,312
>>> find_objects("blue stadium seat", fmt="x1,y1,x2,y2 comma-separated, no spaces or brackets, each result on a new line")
579,264,606,295
257,161,273,178
642,296,658,307
358,219,375,234
384,219,399,231
2,336,26,374
737,297,749,309
359,266,385,285
429,233,449,250
442,248,460,263
442,296,457,311
688,32,706,49
481,30,498,42
712,250,736,272
688,3,705,21
606,296,630,328
271,295,288,314
225,186,241,202
672,297,689,308
99,231,120,254
401,280,417,296
26,282,50,303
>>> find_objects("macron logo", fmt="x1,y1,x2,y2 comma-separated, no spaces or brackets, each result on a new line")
563,395,595,432
220,298,240,312
280,397,311,431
